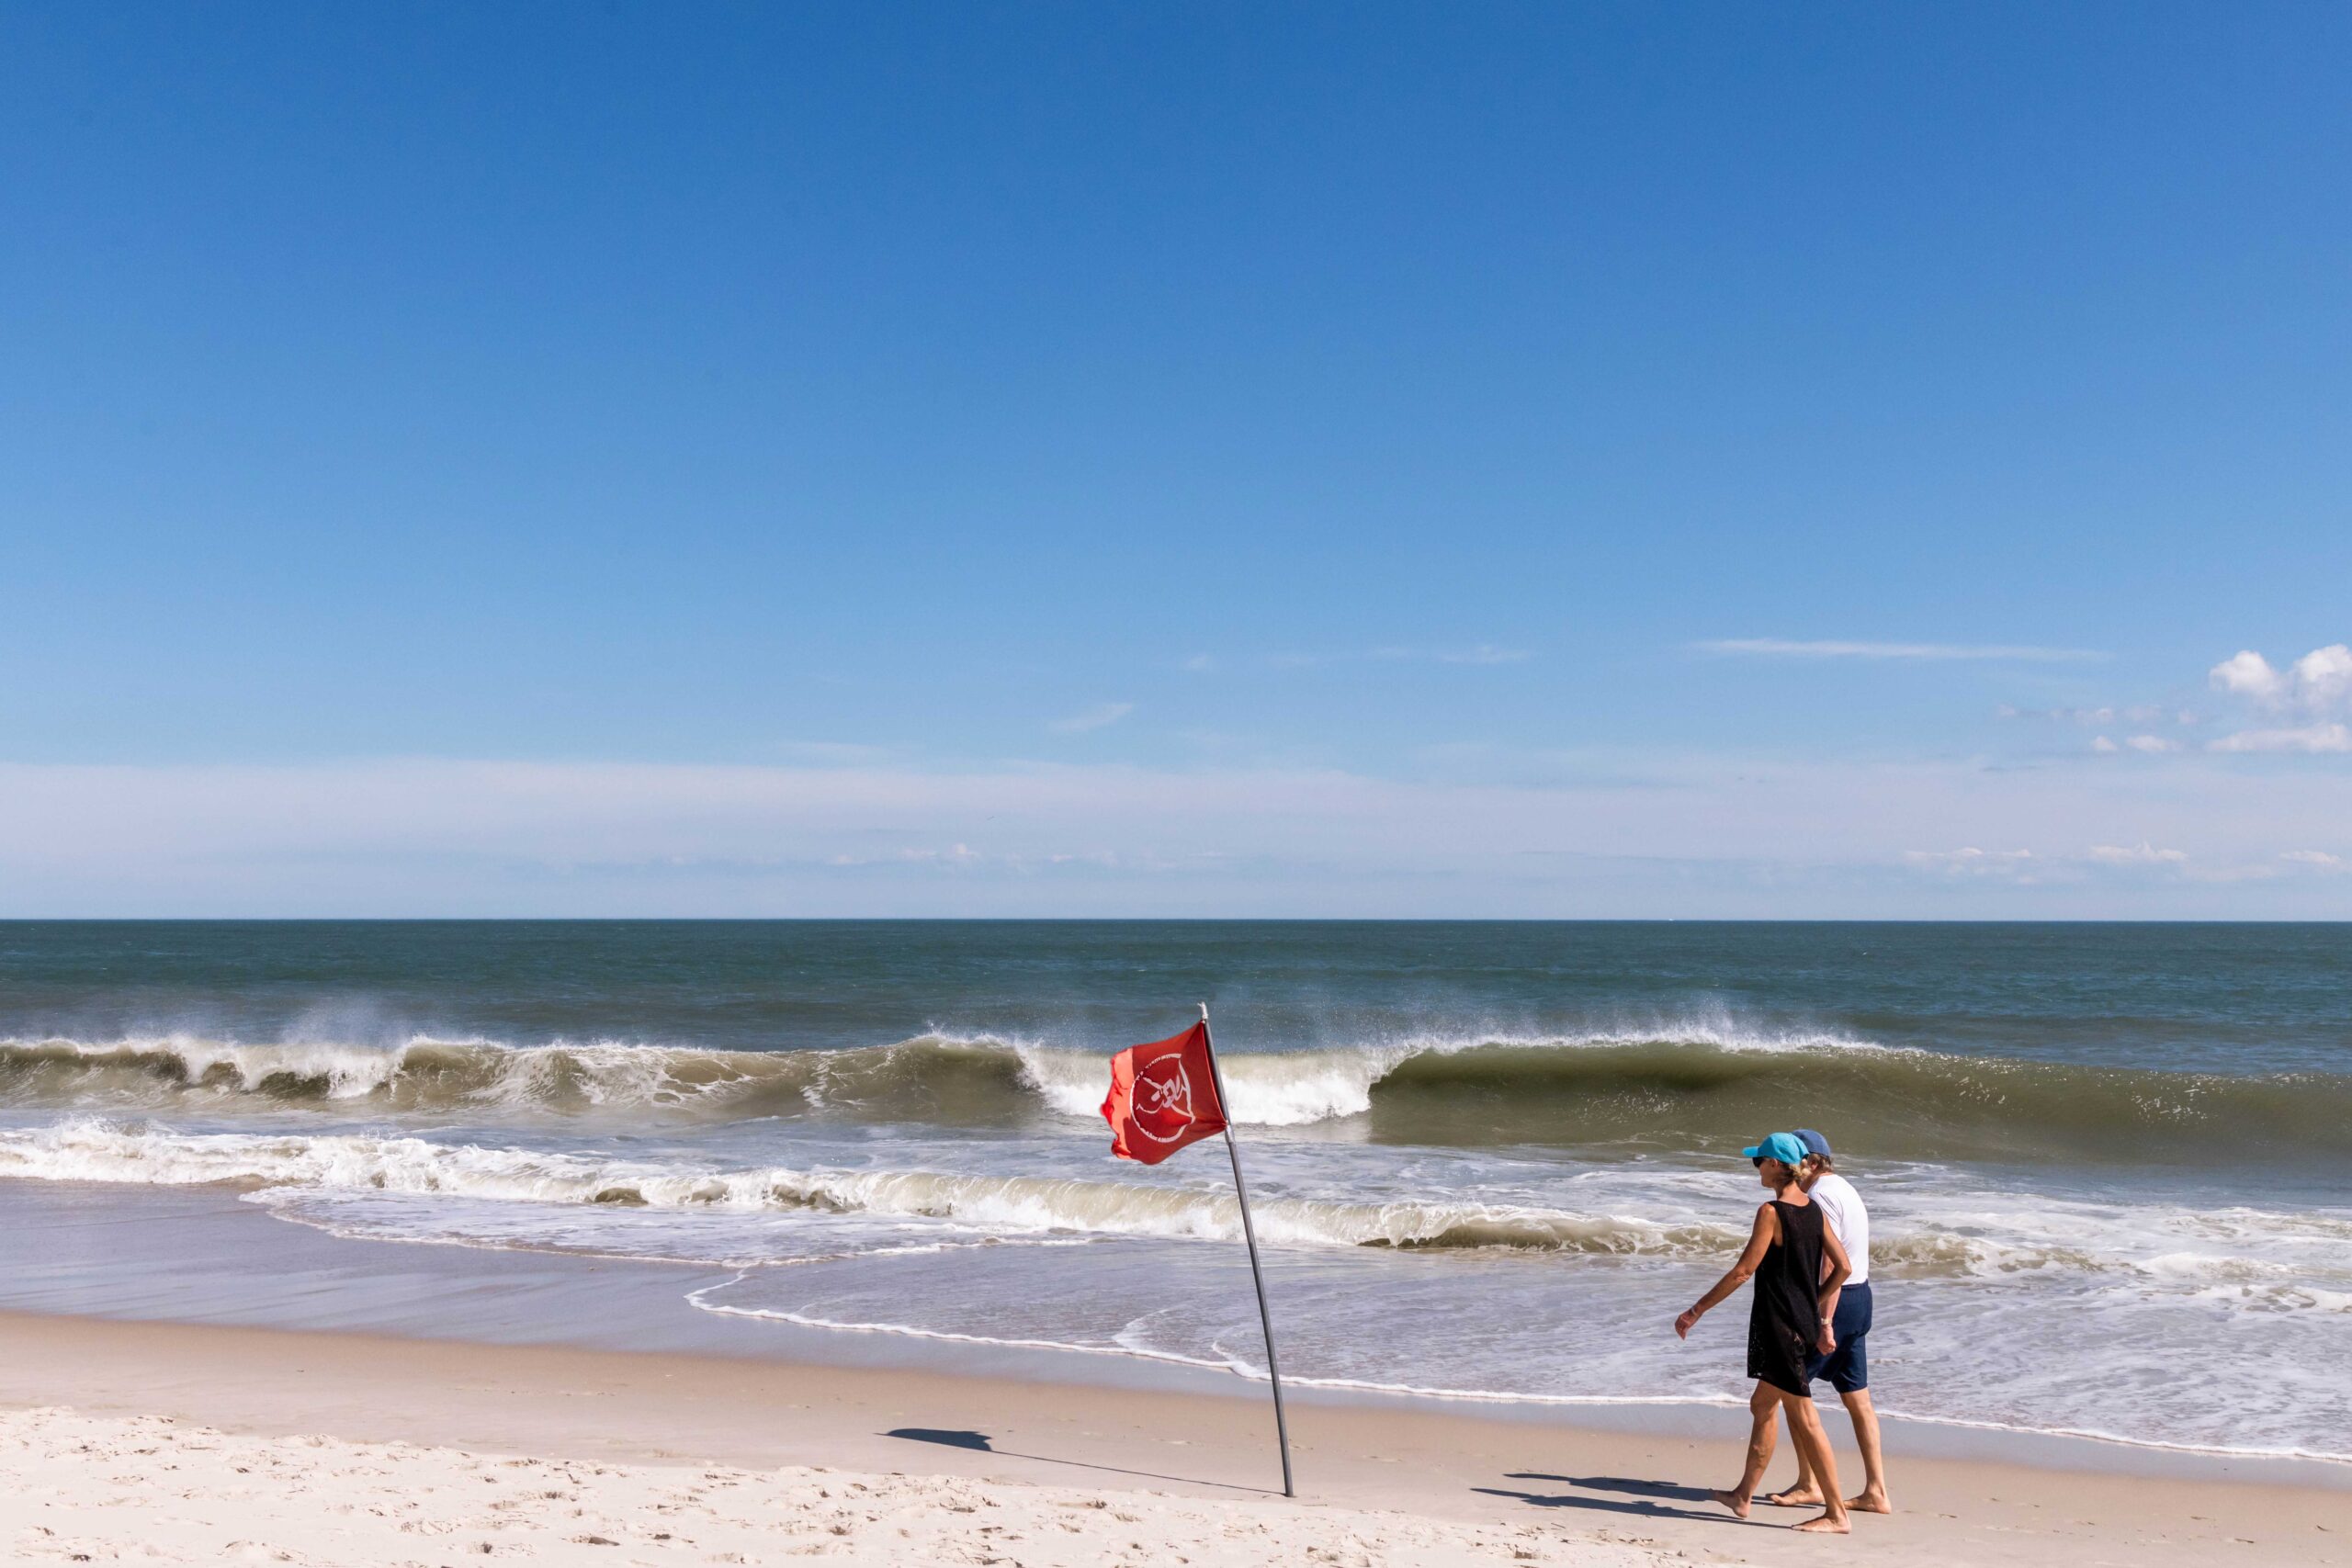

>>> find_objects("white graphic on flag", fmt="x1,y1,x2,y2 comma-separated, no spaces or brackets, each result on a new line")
1132,1056,1197,1143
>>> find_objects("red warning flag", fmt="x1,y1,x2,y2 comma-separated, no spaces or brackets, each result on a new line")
1102,1021,1228,1165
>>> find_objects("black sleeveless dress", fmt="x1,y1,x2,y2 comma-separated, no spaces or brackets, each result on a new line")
1747,1198,1826,1395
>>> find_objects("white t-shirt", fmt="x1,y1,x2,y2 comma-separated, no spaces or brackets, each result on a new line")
1807,1171,1870,1286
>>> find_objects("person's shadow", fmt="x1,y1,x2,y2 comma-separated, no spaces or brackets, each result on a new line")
883,1427,1279,1494
1476,1472,1764,1526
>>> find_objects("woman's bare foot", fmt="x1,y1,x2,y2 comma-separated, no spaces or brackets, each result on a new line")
1708,1488,1753,1520
1793,1511,1852,1534
1847,1488,1894,1514
1762,1486,1825,1507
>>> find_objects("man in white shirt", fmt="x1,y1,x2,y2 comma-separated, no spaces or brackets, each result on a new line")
1761,1127,1892,1514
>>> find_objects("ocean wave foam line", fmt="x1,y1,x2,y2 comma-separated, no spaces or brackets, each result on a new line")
0,1118,2331,1292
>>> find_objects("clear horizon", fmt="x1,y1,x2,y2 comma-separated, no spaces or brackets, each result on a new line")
5,4,2347,918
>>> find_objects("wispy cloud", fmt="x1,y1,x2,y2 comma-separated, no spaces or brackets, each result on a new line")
827,842,984,869
1272,644,1531,669
2087,841,2188,866
2208,723,2352,754
1700,639,2107,662
1903,847,2035,878
773,741,903,766
1049,702,1135,734
2281,849,2346,871
2000,704,2194,726
2089,732,2186,755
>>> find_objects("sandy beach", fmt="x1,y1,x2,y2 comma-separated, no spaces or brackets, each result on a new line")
1,1405,1641,1568
1,1311,2342,1568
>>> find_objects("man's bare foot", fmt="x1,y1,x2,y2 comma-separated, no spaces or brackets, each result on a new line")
1708,1488,1753,1520
1847,1489,1894,1514
1793,1511,1851,1534
1762,1486,1826,1507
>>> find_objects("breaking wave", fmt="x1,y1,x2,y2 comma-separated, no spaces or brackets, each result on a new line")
3,1028,2349,1162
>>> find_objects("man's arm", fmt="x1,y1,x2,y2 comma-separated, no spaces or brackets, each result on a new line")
1815,1224,1853,1353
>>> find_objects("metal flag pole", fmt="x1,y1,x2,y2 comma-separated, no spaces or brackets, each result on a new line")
1196,1001,1295,1498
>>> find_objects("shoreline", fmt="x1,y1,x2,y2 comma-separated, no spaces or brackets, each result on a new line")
3,1309,2346,1566
2,1179,2348,1562
2,1176,2346,1494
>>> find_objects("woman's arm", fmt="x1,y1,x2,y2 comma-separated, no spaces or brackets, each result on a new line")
1675,1204,1776,1339
1815,1224,1853,1353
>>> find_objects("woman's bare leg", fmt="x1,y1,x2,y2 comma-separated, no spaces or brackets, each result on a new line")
1761,1405,1825,1506
1783,1395,1851,1534
1841,1389,1893,1512
1709,1382,1780,1520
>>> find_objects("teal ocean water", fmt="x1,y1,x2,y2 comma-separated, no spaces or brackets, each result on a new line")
2,921,2346,1458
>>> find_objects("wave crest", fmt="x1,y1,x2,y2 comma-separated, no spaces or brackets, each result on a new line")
5,1029,2349,1163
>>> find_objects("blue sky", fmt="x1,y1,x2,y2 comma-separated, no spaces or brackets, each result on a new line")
3,2,2347,916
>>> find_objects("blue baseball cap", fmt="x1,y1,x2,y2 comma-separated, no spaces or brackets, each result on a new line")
1742,1132,1808,1167
1793,1128,1832,1160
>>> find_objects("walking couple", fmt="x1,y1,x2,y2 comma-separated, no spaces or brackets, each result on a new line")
1674,1128,1889,1536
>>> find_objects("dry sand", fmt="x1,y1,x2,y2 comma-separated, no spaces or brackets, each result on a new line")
0,1313,2343,1567
0,1405,1668,1568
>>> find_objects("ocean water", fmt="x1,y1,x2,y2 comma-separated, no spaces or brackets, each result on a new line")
1,920,2346,1461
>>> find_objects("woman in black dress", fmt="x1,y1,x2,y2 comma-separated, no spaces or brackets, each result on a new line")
1674,1132,1856,1535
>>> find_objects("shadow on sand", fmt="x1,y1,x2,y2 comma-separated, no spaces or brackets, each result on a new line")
1476,1472,1765,1526
882,1427,1280,1494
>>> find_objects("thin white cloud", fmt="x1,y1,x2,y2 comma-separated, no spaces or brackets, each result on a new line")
2090,736,2120,754
2281,849,2346,871
2208,723,2351,755
2087,841,2188,865
904,843,982,867
2002,704,2188,726
1272,645,1531,669
1903,847,2035,877
2124,735,2179,754
1178,654,1216,673
1699,638,2106,662
1049,702,1135,734
774,741,901,766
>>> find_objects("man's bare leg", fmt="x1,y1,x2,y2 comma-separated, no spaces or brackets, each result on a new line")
1709,1382,1780,1520
1783,1395,1852,1534
1841,1388,1893,1512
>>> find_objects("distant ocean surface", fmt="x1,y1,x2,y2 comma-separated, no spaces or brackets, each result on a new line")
2,920,2346,1460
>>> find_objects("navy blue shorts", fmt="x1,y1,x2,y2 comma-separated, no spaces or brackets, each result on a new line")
1805,1280,1872,1393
